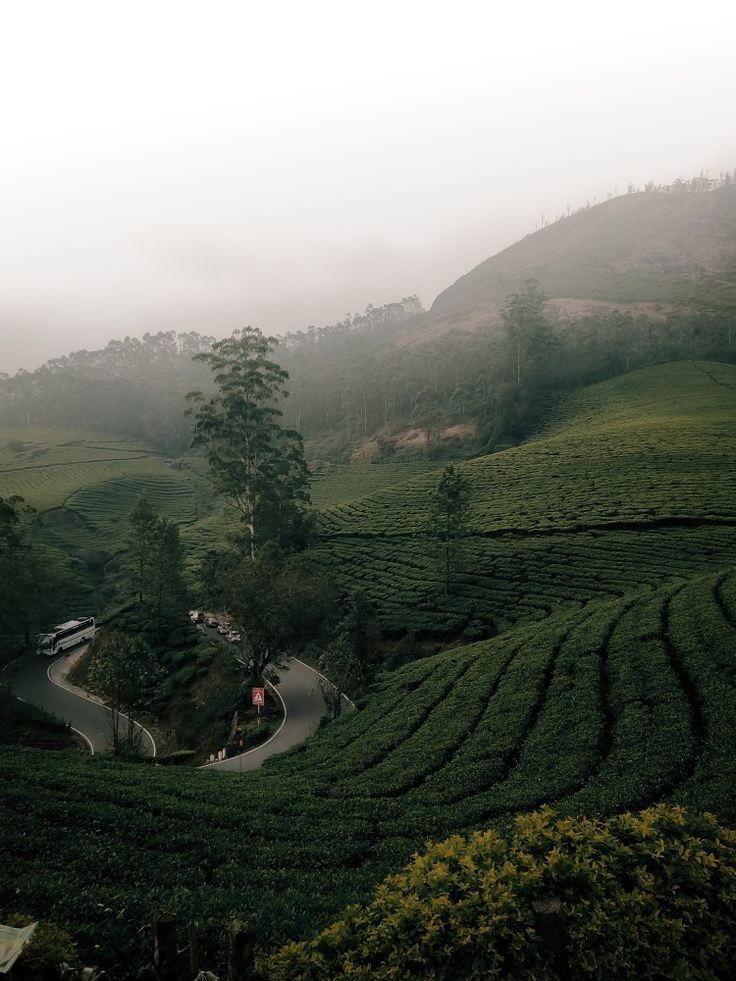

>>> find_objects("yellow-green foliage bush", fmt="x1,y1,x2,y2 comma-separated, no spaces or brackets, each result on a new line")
262,805,736,980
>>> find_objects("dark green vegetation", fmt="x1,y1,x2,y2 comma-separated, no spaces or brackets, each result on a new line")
264,805,736,979
3,185,736,975
2,562,736,972
0,494,71,660
3,361,736,975
186,327,310,559
0,431,208,627
310,361,736,636
4,359,736,969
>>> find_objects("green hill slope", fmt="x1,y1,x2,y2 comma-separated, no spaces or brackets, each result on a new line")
3,360,736,972
309,361,736,634
0,428,212,616
429,186,736,331
2,566,736,971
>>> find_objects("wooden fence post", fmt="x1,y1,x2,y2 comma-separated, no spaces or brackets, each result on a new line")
188,921,200,979
531,896,570,980
153,912,179,980
227,920,254,981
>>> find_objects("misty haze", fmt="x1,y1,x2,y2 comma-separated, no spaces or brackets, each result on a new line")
2,2,736,979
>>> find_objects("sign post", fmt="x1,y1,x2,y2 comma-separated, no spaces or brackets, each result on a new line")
252,687,265,725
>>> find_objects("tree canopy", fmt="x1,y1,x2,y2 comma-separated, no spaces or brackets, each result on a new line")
86,631,161,754
186,327,310,560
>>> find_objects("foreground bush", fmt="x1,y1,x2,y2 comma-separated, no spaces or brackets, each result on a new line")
262,805,736,979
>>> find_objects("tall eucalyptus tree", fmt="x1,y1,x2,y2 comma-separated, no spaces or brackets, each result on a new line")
186,327,310,561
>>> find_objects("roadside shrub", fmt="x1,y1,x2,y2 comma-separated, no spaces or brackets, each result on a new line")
262,805,736,980
239,721,274,751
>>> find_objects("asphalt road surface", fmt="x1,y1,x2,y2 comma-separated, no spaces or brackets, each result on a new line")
5,648,156,756
202,656,332,773
6,646,344,770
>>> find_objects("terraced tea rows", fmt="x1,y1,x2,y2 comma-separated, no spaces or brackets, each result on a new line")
3,568,736,970
306,362,736,636
66,473,198,543
0,429,205,560
270,568,736,831
310,459,439,509
317,362,736,537
0,430,186,513
308,525,736,634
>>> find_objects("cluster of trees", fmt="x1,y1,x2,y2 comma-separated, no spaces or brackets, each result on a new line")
0,331,214,452
187,328,384,705
533,170,736,230
271,281,736,453
196,542,381,711
126,498,188,643
0,300,423,454
86,631,161,755
2,288,735,462
0,496,62,658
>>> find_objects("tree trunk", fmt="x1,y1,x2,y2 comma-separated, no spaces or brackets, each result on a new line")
445,509,451,595
246,498,256,563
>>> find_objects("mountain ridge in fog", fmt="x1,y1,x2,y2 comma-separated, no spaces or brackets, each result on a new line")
5,178,736,378
421,181,736,340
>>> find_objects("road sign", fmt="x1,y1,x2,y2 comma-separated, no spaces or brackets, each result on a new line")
252,687,265,706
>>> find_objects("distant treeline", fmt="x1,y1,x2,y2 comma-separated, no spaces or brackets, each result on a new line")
0,331,215,451
1,292,735,459
281,289,736,455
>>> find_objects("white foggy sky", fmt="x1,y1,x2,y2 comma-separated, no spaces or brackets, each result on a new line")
1,0,735,373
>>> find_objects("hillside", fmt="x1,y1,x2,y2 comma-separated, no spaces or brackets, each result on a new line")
3,360,736,973
2,566,735,972
310,361,736,634
426,186,736,336
0,429,213,621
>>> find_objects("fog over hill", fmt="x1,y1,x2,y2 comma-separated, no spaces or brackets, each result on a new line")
2,2,735,374
424,183,736,337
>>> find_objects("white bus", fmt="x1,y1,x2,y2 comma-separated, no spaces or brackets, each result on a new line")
37,617,96,656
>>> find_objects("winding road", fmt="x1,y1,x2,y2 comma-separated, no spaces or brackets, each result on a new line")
5,649,156,756
5,647,340,771
203,657,330,773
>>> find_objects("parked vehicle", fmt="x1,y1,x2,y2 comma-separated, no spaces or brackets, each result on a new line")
37,617,96,656
217,622,230,635
205,616,219,628
189,610,204,623
227,631,241,644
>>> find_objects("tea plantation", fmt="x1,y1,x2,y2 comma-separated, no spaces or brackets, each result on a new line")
2,566,736,971
309,361,736,633
0,429,207,613
2,361,736,974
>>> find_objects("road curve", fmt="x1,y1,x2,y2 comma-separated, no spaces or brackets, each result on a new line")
5,649,156,756
6,649,340,770
202,656,330,773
